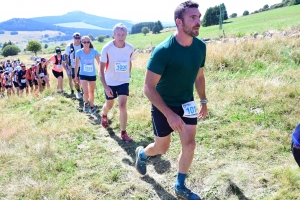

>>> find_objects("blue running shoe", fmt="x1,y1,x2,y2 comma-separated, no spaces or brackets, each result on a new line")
174,184,201,200
90,107,97,114
135,146,147,175
83,102,89,113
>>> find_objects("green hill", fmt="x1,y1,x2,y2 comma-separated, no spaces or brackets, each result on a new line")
31,11,134,30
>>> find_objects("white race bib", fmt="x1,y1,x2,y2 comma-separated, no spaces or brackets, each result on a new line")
21,79,26,83
115,62,128,72
56,65,62,69
83,64,93,72
39,73,45,77
182,101,198,118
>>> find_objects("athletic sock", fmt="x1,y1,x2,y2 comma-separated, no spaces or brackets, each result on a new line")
139,149,147,160
175,172,187,188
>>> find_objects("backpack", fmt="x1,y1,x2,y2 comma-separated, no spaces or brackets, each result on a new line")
69,43,83,65
54,55,63,65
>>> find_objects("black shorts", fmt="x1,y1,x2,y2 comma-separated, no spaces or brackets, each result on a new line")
52,70,63,79
19,83,27,90
292,141,300,167
13,81,18,87
104,83,129,100
5,85,12,89
79,75,96,81
151,104,197,137
28,79,38,87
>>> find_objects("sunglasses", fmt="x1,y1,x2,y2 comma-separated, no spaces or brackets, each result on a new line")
74,36,81,40
82,41,90,44
21,66,26,68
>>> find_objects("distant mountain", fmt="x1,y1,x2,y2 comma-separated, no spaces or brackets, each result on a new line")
0,18,113,41
31,11,134,30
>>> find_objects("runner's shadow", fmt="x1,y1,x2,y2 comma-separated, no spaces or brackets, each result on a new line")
141,175,177,200
105,127,171,174
225,180,251,200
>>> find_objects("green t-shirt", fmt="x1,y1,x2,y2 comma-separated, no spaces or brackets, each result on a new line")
146,34,206,106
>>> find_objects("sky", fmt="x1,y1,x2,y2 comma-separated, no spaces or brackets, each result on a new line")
1,0,282,23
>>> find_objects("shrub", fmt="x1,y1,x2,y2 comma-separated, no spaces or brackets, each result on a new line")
2,45,21,57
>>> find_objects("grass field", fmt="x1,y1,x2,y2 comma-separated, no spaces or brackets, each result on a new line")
0,5,300,200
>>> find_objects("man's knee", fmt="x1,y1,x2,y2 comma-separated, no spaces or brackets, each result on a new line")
183,140,196,152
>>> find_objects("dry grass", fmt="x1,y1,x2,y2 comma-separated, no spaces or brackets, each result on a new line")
0,37,300,199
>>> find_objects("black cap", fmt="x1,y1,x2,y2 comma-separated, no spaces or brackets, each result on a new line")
55,48,61,53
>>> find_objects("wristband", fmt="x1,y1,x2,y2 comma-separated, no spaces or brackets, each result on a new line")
200,99,208,104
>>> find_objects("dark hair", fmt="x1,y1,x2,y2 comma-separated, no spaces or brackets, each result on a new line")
174,1,199,21
81,36,94,48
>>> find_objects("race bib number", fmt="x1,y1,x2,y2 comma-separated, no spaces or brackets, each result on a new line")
39,73,45,77
57,65,62,69
115,62,128,72
21,79,26,83
182,101,198,118
83,64,93,72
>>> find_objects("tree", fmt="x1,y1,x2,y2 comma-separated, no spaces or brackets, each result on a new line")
97,35,105,43
157,20,163,31
88,34,95,41
220,3,228,20
243,10,249,16
2,40,13,50
44,44,48,49
26,40,42,56
230,13,237,18
152,23,160,34
2,45,21,57
141,27,150,36
290,0,300,5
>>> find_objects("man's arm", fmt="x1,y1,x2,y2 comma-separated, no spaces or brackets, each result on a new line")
195,67,208,119
99,62,113,98
144,69,185,132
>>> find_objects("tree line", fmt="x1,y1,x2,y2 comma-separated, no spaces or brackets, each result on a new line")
131,21,163,34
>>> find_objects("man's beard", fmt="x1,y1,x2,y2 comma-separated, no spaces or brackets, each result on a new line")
182,20,200,37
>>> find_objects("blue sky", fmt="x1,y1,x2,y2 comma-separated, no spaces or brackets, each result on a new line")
1,0,282,23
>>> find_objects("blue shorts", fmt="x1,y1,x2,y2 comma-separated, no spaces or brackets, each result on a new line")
65,64,71,77
151,104,197,137
79,75,96,81
105,83,129,100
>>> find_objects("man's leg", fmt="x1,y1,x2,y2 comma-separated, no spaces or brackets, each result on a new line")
101,99,114,127
118,95,128,132
174,124,200,200
178,124,196,174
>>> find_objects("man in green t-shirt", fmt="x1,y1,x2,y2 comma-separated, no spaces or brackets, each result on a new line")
135,1,207,199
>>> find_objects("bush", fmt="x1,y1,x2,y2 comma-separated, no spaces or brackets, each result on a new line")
141,27,150,36
97,35,105,43
2,45,21,57
230,13,237,18
243,10,249,16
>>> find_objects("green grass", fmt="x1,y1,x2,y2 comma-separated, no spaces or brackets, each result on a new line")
1,5,300,200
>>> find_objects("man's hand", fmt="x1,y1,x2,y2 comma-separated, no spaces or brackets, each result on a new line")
166,112,185,133
198,103,208,119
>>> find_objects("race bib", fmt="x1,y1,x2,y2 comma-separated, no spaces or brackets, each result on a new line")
182,101,198,118
57,65,62,69
39,73,45,77
83,64,93,72
115,62,128,72
21,79,26,83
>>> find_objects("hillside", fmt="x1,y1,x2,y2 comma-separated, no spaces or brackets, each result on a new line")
1,35,300,199
0,18,112,41
31,11,134,30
